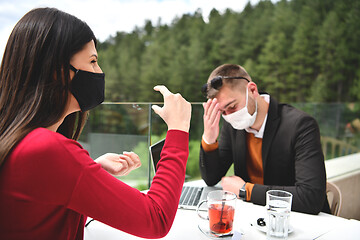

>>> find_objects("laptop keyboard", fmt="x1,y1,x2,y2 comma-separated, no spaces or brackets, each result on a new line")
179,186,203,206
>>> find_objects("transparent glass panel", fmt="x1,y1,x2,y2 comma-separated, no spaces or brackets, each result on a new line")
79,102,359,190
293,103,360,159
80,103,152,191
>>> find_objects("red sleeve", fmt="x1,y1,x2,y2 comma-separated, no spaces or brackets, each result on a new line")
67,130,189,238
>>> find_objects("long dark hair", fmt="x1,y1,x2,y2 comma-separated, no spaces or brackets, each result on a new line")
0,8,96,166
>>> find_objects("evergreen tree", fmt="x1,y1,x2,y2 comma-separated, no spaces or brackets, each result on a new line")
289,5,320,102
256,0,296,101
238,0,275,88
335,0,360,101
139,25,172,102
316,11,346,102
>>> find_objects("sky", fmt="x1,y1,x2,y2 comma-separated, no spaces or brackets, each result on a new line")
0,0,264,59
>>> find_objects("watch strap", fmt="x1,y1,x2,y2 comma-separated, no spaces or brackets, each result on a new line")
239,183,246,201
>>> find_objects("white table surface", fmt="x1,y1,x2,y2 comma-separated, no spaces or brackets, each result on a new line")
315,219,360,240
84,180,359,240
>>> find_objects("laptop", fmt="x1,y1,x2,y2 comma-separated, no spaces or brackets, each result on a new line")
149,138,221,210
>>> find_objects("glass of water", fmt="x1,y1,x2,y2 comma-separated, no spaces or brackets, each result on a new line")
266,190,293,240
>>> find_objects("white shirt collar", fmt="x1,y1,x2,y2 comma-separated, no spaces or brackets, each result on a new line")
245,94,270,139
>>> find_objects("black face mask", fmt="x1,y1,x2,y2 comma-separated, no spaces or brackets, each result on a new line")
70,65,105,111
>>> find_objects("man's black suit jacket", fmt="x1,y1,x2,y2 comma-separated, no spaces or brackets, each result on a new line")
199,96,331,214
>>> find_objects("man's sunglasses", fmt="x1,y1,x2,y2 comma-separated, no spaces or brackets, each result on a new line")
201,76,250,97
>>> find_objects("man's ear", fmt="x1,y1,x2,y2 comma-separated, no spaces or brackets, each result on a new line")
248,82,259,98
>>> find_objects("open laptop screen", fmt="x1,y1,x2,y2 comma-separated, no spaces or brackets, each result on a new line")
149,138,165,173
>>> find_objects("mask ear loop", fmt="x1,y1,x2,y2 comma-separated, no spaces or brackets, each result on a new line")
245,85,249,108
69,65,79,74
253,97,258,115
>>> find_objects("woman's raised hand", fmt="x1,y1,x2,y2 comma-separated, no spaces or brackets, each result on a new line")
152,85,191,133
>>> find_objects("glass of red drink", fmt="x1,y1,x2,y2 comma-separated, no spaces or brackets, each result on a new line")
197,190,237,236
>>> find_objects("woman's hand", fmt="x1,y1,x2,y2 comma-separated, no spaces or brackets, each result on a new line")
152,85,191,133
95,152,141,176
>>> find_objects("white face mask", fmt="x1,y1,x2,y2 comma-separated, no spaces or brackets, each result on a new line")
222,88,257,130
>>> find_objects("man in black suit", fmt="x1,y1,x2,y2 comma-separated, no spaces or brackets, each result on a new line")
199,64,330,214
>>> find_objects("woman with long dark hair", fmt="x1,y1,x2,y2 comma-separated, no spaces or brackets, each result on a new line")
0,8,191,239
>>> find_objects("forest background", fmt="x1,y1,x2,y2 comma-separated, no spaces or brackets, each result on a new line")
97,0,360,104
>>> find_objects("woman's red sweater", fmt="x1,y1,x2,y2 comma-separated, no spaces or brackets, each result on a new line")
0,128,189,239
